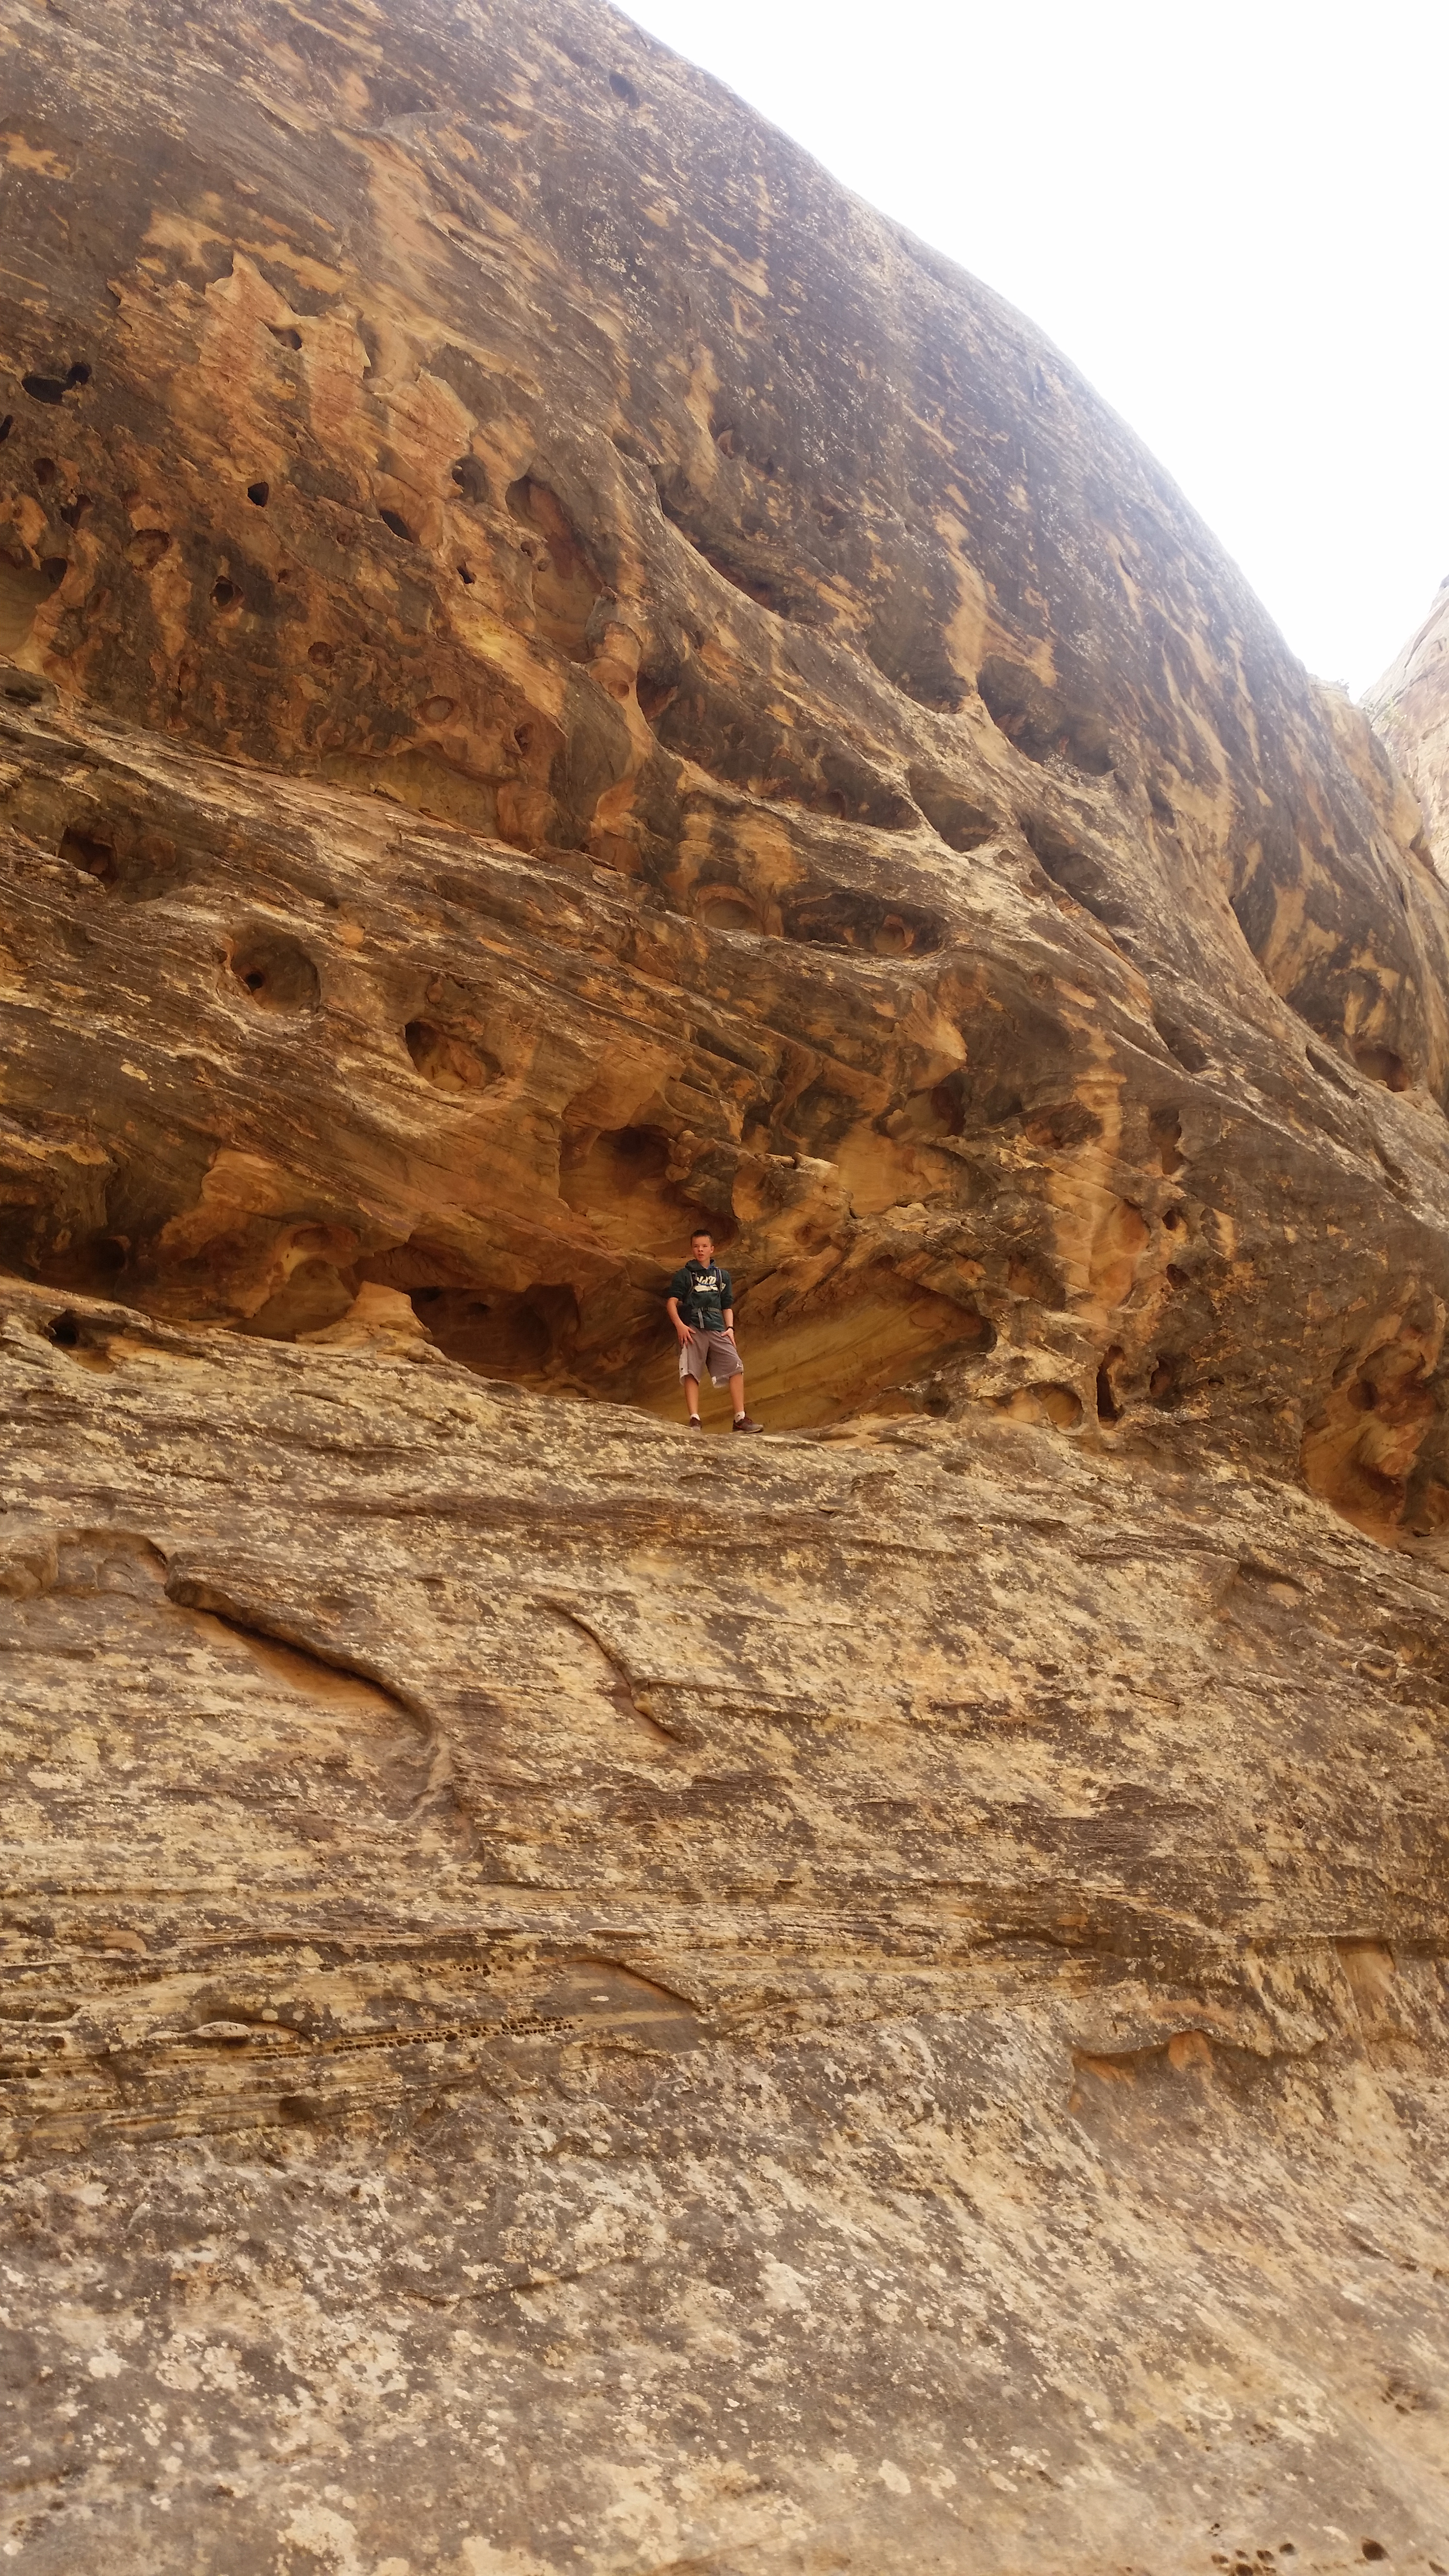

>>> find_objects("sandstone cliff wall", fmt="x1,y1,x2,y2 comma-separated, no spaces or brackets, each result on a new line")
2,0,1449,1527
2,0,1448,2569
1368,579,1449,878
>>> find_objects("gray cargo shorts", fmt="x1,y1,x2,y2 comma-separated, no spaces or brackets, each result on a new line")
677,1327,741,1388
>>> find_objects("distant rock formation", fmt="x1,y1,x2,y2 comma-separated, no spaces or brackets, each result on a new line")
1368,577,1449,873
2,0,1448,2567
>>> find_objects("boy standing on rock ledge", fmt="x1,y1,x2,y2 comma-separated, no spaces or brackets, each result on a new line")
665,1230,764,1432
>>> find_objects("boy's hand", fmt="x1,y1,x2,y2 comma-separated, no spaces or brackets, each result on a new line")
674,1319,692,1345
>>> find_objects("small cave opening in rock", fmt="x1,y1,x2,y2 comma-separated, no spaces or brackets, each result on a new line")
247,480,270,507
636,669,678,726
1351,1042,1408,1092
211,576,242,610
451,455,488,504
1096,1346,1124,1425
697,893,760,933
379,508,417,543
506,475,604,661
58,815,182,902
21,374,67,406
412,1281,581,1385
404,1019,499,1093
228,929,321,1014
59,823,117,883
267,323,304,351
779,885,943,957
34,456,56,486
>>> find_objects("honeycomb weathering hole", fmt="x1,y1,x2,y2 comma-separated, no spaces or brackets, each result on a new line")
404,1020,498,1091
410,1281,580,1381
696,890,759,933
60,825,116,883
1351,1042,1408,1092
229,930,321,1013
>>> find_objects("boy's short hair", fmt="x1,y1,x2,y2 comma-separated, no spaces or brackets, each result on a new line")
691,1227,712,1242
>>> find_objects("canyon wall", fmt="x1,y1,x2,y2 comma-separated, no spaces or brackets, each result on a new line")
1368,580,1449,878
1,0,1448,2568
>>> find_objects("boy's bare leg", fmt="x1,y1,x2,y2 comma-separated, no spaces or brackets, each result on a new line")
682,1371,702,1423
728,1368,745,1417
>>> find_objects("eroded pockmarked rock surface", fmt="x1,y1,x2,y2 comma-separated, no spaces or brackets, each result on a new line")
2,0,1449,1531
3,0,1449,2568
0,1280,1448,2573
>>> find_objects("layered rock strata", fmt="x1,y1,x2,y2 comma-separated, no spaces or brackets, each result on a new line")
1,0,1449,1523
1,0,1448,2567
2,1275,1448,2573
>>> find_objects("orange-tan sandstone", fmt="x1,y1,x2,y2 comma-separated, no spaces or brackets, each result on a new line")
1,0,1447,2567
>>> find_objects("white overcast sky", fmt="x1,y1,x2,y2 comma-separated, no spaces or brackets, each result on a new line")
617,0,1448,695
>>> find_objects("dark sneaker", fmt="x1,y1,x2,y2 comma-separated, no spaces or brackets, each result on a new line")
687,1416,703,1430
732,1413,764,1433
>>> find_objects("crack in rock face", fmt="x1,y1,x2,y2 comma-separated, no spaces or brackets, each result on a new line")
0,0,1448,2566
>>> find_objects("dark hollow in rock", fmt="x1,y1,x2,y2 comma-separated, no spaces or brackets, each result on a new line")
781,885,944,956
404,1019,499,1091
59,824,117,883
412,1280,581,1380
1351,1041,1409,1092
506,476,603,661
1096,1347,1124,1425
228,928,321,1013
451,456,488,504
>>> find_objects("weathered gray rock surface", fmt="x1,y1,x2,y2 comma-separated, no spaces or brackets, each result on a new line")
1,0,1448,2568
1368,580,1449,881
